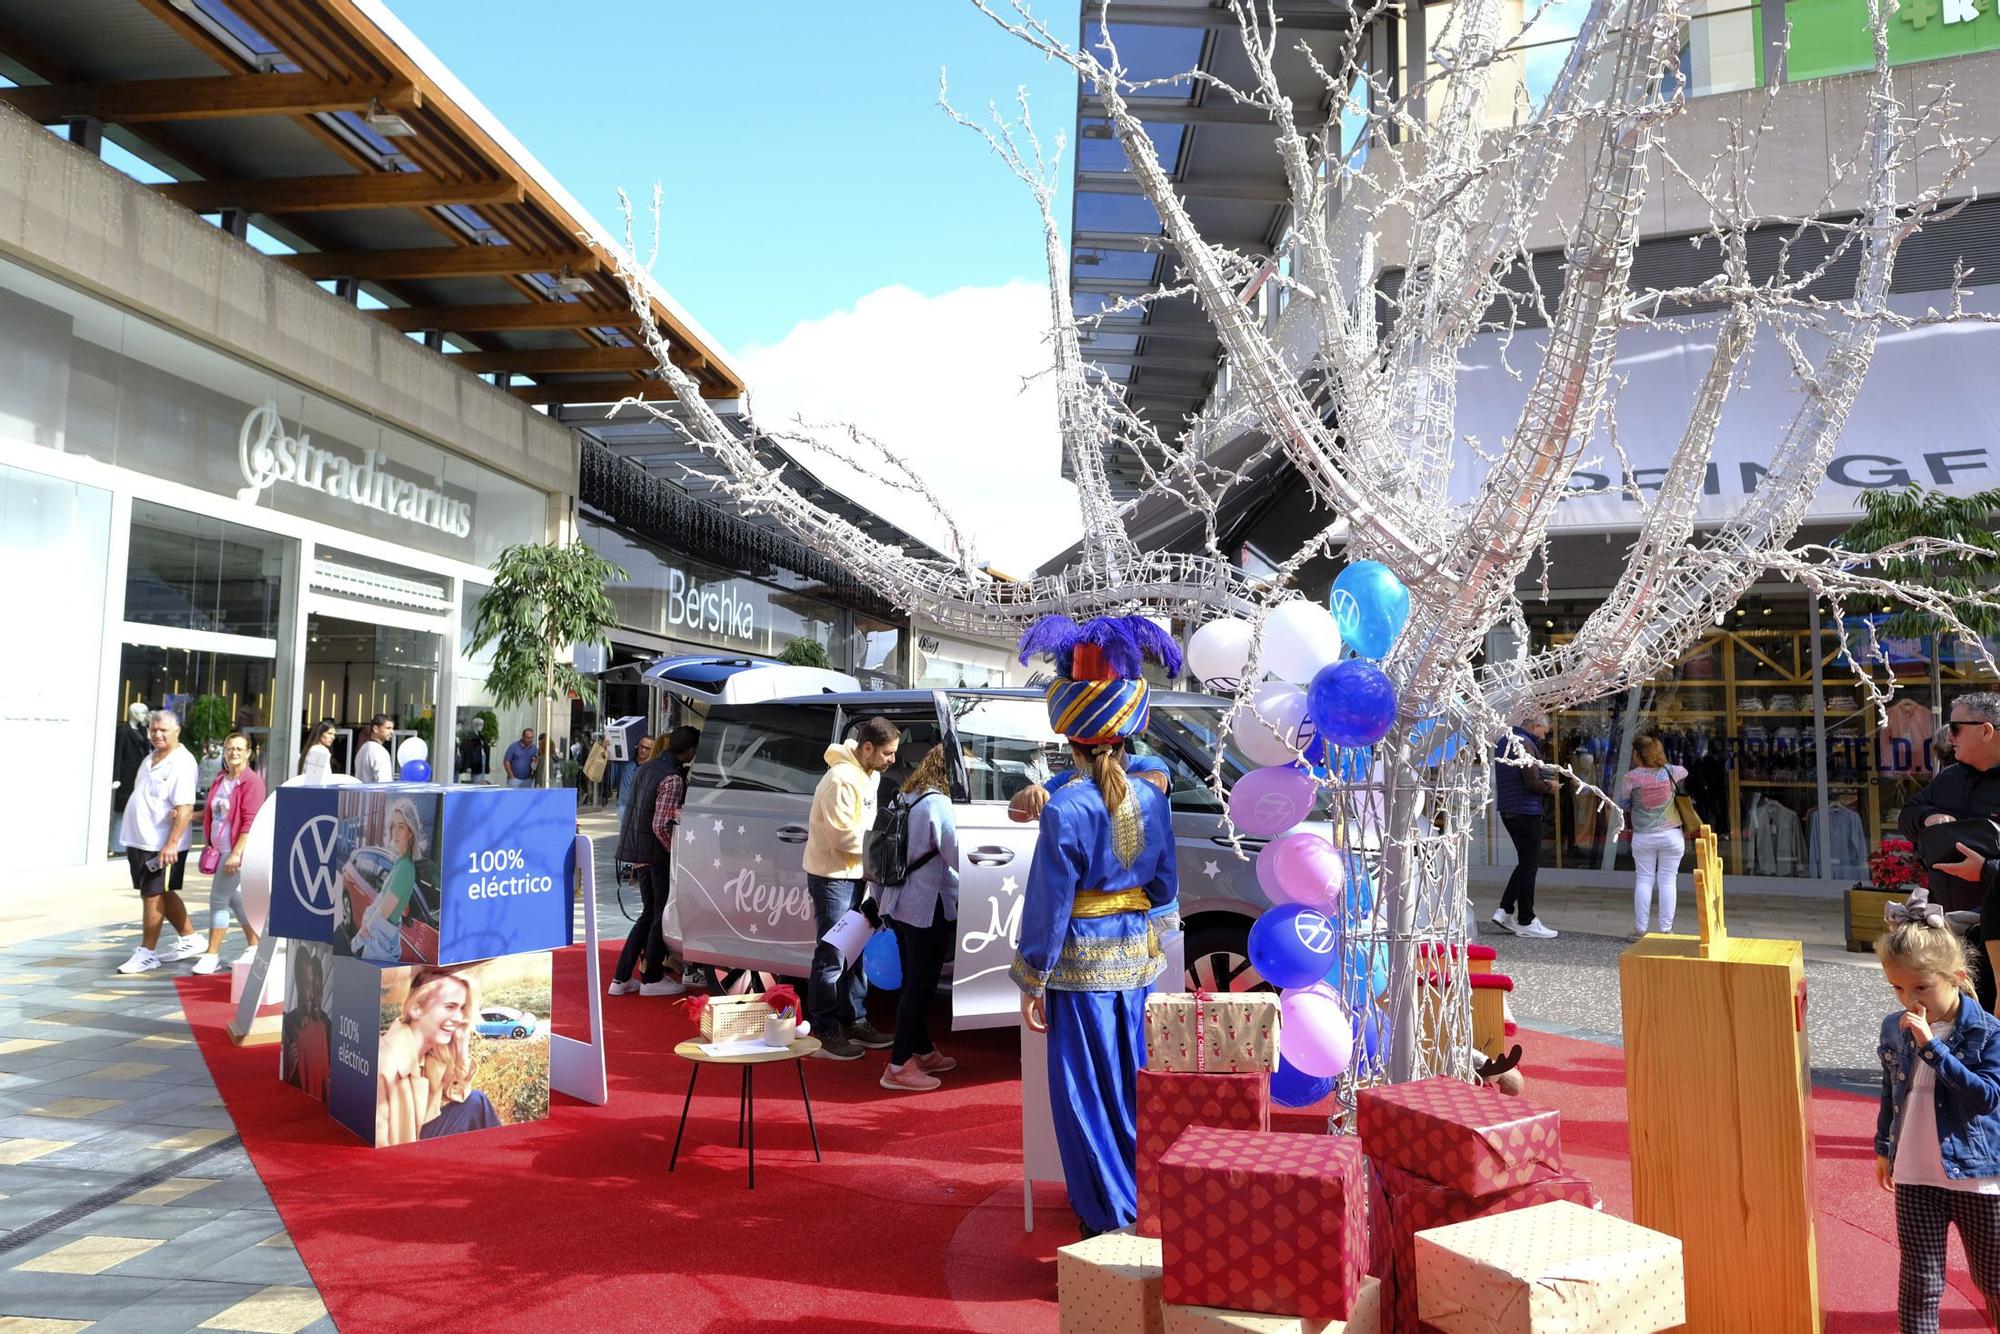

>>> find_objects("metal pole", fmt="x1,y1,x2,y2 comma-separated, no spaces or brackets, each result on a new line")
1811,597,1833,882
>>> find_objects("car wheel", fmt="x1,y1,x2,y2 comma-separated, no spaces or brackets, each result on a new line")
1185,918,1272,993
511,1026,527,1039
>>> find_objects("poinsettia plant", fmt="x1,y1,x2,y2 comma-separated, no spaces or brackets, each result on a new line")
1868,836,1925,891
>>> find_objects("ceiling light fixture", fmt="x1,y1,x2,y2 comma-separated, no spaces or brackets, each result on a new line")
553,267,594,296
364,98,415,139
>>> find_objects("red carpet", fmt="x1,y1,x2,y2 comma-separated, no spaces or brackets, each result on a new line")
177,949,1981,1332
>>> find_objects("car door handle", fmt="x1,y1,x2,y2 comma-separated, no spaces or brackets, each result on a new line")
968,847,1015,867
1210,835,1270,850
776,825,809,845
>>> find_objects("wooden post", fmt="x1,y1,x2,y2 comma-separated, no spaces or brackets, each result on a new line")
1620,824,1820,1332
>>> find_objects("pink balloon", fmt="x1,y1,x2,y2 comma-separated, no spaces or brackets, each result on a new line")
1262,831,1347,910
1279,982,1354,1079
1228,765,1318,837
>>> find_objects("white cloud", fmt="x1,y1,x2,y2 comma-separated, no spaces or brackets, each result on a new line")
737,282,1080,579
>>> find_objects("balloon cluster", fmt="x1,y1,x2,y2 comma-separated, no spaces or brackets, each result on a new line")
397,735,430,783
1189,561,1414,1101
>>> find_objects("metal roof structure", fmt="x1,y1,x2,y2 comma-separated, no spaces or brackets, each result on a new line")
0,0,743,407
1066,1,1352,499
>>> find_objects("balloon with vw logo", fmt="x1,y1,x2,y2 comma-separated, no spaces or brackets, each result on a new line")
1186,616,1256,692
1226,765,1317,838
1328,560,1410,661
1247,903,1343,989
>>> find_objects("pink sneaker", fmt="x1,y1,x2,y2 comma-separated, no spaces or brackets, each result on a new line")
879,1062,941,1093
915,1049,957,1075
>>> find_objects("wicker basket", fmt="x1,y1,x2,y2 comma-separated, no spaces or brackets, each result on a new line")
699,994,772,1044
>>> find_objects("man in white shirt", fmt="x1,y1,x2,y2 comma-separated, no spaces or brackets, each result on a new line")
116,710,203,975
355,713,396,785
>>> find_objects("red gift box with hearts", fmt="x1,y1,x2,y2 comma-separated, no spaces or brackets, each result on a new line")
1356,1076,1562,1198
1157,1125,1367,1322
1370,1158,1598,1334
1136,1069,1270,1238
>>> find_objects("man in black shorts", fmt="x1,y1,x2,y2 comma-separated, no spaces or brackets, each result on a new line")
116,710,203,975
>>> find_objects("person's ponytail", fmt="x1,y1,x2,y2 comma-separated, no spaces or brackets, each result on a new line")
1084,743,1131,814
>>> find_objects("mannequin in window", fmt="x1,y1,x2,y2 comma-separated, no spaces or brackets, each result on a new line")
110,702,150,853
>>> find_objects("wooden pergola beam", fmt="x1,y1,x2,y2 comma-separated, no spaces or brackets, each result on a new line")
0,74,415,123
507,377,733,405
280,247,595,280
452,346,663,375
155,173,523,213
373,302,640,333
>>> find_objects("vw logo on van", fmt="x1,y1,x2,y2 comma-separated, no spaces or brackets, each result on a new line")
288,815,340,918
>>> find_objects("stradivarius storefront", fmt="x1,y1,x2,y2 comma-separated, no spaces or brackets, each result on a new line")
0,252,562,874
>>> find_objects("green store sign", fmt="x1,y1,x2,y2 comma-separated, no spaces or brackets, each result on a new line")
1786,0,2000,80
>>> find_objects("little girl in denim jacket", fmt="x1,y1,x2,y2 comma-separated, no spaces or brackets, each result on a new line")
1876,913,2000,1332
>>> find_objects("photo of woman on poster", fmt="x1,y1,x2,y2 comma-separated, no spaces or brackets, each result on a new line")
281,944,331,1103
376,966,503,1146
356,797,423,963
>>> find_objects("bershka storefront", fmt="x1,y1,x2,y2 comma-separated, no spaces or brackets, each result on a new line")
0,252,561,874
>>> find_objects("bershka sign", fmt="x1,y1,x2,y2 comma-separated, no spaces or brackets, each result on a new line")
237,401,473,538
666,564,756,643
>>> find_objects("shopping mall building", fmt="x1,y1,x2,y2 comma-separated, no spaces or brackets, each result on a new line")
1057,2,2000,892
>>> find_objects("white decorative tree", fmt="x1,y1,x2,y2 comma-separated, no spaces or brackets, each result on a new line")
607,0,1997,1091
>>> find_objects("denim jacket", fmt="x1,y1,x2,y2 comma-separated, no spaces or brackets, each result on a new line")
1876,992,2000,1179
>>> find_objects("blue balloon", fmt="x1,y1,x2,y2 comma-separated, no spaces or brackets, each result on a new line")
1248,903,1343,990
863,928,902,990
1329,560,1411,660
1333,939,1389,1012
1411,716,1466,766
1306,660,1398,749
1355,1009,1386,1066
1270,1054,1337,1109
399,759,431,782
1343,854,1376,919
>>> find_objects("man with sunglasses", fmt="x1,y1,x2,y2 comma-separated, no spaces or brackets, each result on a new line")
1901,693,2000,1005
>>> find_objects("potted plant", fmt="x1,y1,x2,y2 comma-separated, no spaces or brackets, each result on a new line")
1847,836,1926,952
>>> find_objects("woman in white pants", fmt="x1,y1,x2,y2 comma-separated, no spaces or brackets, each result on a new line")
1616,735,1689,938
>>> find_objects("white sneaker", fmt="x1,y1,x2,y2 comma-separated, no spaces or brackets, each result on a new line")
639,977,689,997
1490,910,1518,935
607,977,643,996
116,947,161,975
161,937,205,962
191,953,222,976
1516,920,1559,940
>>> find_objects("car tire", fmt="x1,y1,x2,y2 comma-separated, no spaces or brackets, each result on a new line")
1184,917,1271,993
511,1026,526,1038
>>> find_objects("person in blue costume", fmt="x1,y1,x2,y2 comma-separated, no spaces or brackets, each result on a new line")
1010,614,1182,1238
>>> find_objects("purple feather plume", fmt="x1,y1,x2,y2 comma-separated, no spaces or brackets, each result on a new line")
1017,614,1083,672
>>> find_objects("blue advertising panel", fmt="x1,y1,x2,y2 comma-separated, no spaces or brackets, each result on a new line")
436,788,576,963
325,955,384,1145
268,786,342,943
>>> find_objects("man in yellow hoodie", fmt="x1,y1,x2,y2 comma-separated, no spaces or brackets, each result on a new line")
804,716,900,1060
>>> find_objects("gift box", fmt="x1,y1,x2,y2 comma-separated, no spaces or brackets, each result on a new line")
1163,1276,1380,1333
1159,1126,1367,1322
1145,992,1281,1074
1137,1069,1271,1237
1357,1077,1561,1197
1371,1160,1597,1334
1416,1200,1685,1333
1058,1231,1165,1334
690,989,797,1044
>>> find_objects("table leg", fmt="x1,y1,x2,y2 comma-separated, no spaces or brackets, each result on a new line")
745,1064,756,1190
668,1062,701,1173
796,1058,821,1162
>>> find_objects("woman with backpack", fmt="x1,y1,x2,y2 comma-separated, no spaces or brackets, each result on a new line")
877,744,961,1092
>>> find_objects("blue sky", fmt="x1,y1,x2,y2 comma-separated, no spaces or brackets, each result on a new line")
390,1,1082,356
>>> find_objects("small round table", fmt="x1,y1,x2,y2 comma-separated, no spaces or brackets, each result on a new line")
668,1036,823,1189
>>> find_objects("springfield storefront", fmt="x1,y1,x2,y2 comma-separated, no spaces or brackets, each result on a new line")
0,249,564,874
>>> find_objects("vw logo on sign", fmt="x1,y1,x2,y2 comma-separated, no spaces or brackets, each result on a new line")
1293,910,1337,956
288,815,340,918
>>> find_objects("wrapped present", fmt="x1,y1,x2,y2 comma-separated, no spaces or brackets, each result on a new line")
1162,1277,1380,1333
1357,1076,1561,1197
1137,1069,1271,1237
1159,1126,1367,1322
1416,1200,1685,1333
1058,1232,1165,1334
686,992,780,1044
1145,991,1281,1074
1371,1160,1596,1334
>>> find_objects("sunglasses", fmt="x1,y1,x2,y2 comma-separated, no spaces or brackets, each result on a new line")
1948,719,1992,733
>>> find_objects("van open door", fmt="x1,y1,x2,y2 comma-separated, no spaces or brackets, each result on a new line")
641,654,860,709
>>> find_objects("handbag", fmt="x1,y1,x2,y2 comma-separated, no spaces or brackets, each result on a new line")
1672,778,1702,835
198,844,222,875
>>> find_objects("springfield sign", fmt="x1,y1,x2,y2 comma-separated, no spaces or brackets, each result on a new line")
238,401,474,539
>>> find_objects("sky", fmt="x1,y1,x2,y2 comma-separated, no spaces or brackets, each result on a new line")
389,0,1087,574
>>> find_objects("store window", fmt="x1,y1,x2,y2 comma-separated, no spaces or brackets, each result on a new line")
124,501,284,639
115,644,277,792
301,615,441,772
850,613,906,690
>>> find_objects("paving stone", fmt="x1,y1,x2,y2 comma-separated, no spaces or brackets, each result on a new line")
0,1268,176,1321
195,1285,326,1334
75,1279,270,1334
12,1233,165,1274
112,1210,293,1278
49,1201,231,1241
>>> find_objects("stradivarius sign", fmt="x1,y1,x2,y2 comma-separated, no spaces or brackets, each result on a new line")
237,400,473,538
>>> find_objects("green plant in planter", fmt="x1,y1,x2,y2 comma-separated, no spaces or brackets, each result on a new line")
184,694,232,751
779,637,834,670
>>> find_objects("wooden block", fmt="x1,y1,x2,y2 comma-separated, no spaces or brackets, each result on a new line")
1620,935,1819,1332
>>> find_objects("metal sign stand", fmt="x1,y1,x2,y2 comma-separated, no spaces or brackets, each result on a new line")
551,833,608,1105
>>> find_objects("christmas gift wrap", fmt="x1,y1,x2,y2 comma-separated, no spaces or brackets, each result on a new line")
1370,1160,1597,1334
1162,1276,1380,1333
1137,1068,1271,1237
1158,1126,1367,1322
1356,1076,1562,1197
1415,1200,1685,1334
1058,1232,1166,1334
1144,991,1281,1074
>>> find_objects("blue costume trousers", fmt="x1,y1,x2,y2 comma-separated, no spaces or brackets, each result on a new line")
1046,986,1148,1235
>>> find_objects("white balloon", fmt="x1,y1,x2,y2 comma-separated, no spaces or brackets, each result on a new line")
1188,617,1255,690
396,735,429,765
1238,681,1309,767
1264,600,1345,684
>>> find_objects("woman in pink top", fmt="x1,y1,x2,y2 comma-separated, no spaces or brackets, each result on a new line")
196,732,265,975
1616,735,1689,939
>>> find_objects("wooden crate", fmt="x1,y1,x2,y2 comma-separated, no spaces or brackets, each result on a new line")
1846,887,1900,953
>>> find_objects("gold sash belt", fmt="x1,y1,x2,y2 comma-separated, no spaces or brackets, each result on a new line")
1071,888,1150,917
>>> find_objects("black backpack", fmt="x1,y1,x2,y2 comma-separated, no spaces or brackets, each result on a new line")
863,792,943,888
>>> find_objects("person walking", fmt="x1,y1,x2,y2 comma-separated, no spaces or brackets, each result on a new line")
355,714,396,784
502,728,539,788
1616,734,1689,939
1901,692,2000,1008
609,727,698,998
1011,615,1182,1238
1492,714,1558,939
116,710,204,975
803,716,900,1061
192,731,264,975
299,719,336,783
878,744,961,1092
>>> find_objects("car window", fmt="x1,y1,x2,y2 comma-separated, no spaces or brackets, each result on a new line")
841,705,948,798
482,1011,505,1023
692,704,837,795
1130,732,1229,814
950,696,1064,804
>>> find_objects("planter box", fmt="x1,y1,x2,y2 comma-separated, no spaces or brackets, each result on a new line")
1846,887,1902,953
